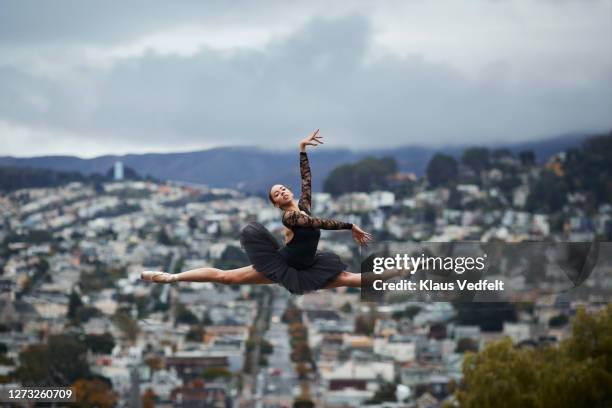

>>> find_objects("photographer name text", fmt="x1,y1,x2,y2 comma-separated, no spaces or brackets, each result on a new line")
372,279,504,291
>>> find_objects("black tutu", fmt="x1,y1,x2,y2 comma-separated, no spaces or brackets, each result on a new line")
239,221,347,295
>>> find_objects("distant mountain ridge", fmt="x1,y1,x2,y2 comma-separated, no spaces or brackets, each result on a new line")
0,131,599,194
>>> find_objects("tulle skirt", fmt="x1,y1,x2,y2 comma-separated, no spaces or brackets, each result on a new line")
239,221,347,295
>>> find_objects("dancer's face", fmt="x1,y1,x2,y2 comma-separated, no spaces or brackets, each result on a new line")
269,184,294,208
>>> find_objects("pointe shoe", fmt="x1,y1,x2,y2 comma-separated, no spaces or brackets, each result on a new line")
141,270,178,283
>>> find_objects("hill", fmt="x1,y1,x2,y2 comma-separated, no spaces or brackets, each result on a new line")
0,131,599,194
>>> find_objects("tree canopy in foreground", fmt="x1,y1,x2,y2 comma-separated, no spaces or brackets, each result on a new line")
456,305,612,408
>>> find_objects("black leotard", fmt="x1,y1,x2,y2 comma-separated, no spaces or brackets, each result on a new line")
278,152,353,270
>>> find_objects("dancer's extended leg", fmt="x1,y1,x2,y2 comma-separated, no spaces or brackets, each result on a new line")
142,265,274,285
322,267,406,290
322,271,362,289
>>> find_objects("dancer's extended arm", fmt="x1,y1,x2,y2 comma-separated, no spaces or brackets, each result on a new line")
293,129,373,247
282,210,353,230
298,151,312,211
298,129,322,210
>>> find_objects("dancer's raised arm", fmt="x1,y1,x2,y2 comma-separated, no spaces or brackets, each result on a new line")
298,151,312,210
298,129,323,210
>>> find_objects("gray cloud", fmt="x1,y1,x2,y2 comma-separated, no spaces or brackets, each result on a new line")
0,1,237,45
0,2,610,157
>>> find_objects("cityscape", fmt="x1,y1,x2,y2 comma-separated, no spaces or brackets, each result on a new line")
0,132,610,407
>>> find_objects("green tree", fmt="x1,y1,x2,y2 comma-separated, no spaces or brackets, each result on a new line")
564,132,612,207
84,333,115,355
282,303,303,324
462,147,491,174
497,174,522,196
112,311,140,342
456,338,479,353
14,335,91,386
142,388,157,408
293,398,315,408
201,367,231,381
214,245,249,270
526,169,568,213
67,290,84,320
157,227,173,246
340,302,353,314
355,314,376,336
549,314,569,328
366,381,397,404
72,378,117,408
260,339,274,355
0,165,88,192
175,303,199,325
27,230,54,244
426,153,458,188
323,156,398,196
290,341,312,363
188,216,198,230
36,257,50,274
405,305,422,320
519,150,536,167
186,326,205,342
74,306,103,324
456,305,612,408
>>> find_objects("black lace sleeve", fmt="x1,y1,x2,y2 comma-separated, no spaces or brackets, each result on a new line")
283,210,353,230
298,152,312,210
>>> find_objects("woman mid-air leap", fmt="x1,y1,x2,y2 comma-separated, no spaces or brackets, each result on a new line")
142,130,382,294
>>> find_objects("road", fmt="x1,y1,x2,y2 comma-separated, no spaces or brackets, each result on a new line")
160,248,179,304
258,291,298,408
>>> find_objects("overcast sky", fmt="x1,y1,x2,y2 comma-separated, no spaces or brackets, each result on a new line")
1,0,610,158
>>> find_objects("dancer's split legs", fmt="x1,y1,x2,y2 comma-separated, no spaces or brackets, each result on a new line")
176,265,275,284
142,265,274,285
304,269,406,289
142,264,407,289
316,266,409,289
323,271,362,289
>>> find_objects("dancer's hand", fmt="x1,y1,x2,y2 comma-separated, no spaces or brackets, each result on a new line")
352,225,373,247
299,129,323,152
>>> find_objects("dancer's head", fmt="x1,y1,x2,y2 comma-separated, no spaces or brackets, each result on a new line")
269,184,294,209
